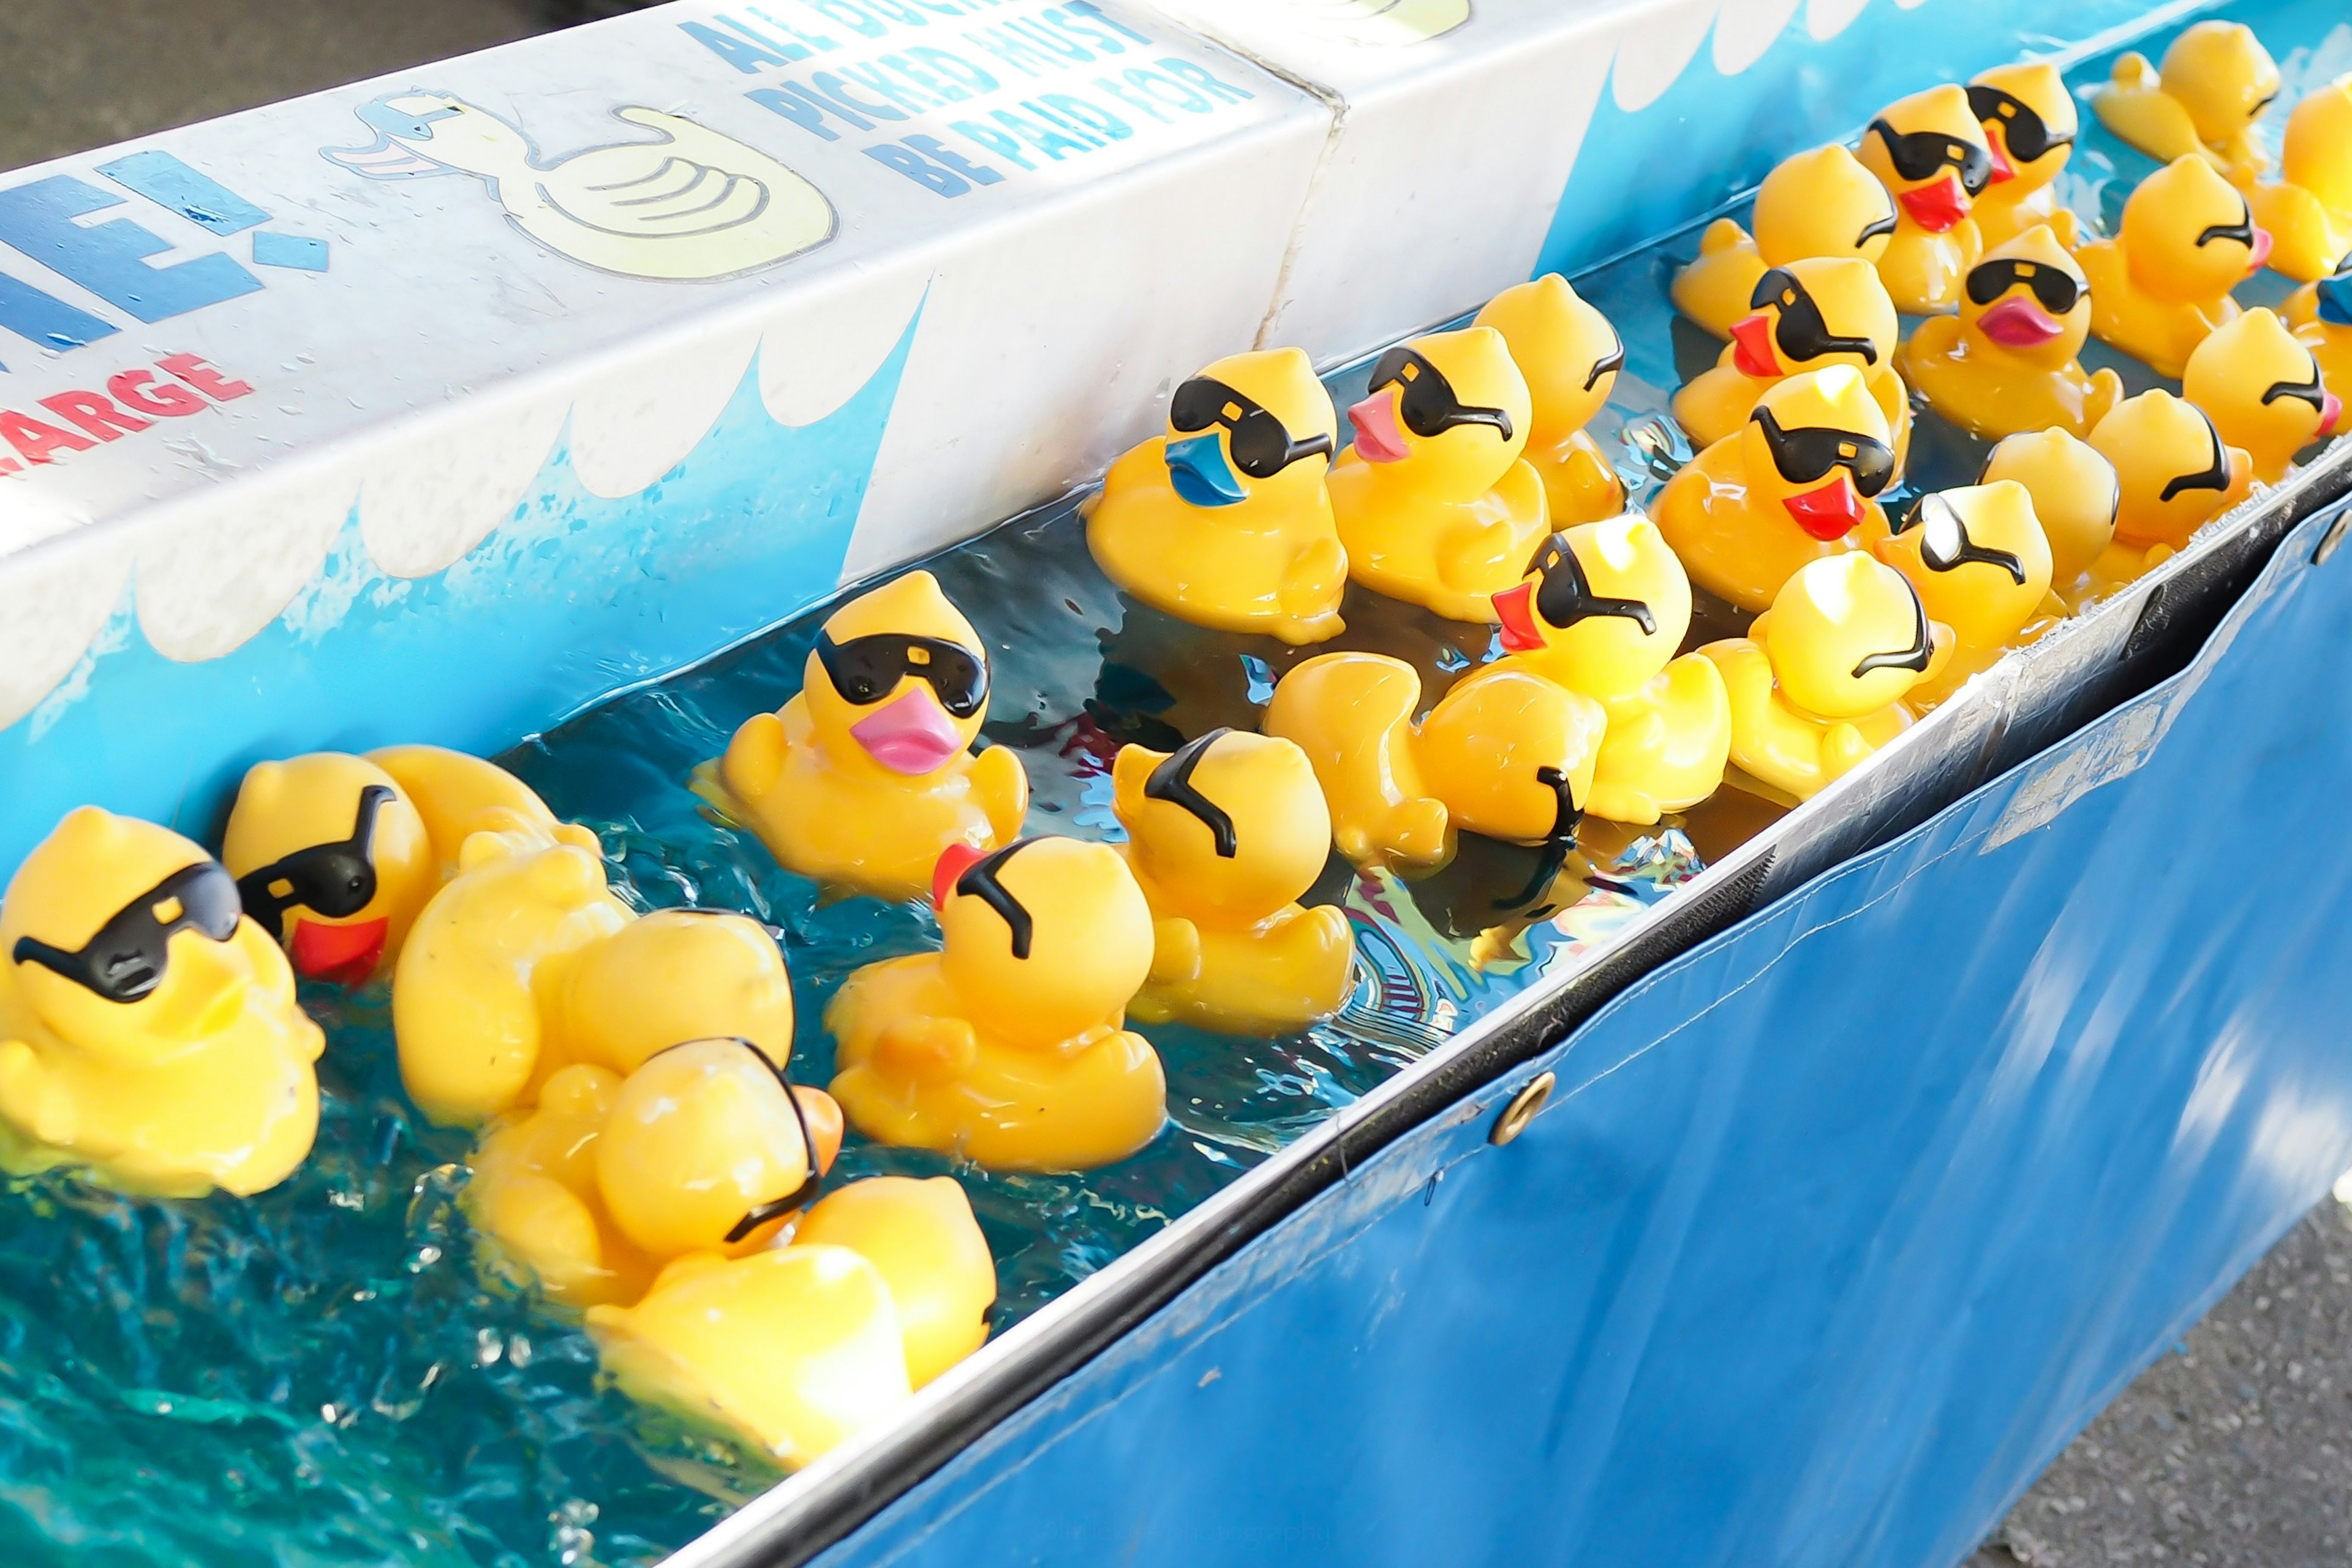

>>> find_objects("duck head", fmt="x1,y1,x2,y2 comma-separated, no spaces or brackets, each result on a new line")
1110,731,1330,924
1858,85,1994,235
1980,428,2121,584
2158,20,2280,150
2121,156,2271,298
1754,554,1953,721
1969,62,2077,196
1344,326,1531,496
2,807,302,1066
804,571,990,780
1960,225,2093,362
1737,366,1896,543
1875,482,2054,652
1752,145,1899,266
2182,307,2340,480
1472,274,1626,445
560,909,797,1079
222,752,435,986
930,837,1153,1050
594,1036,845,1259
2090,389,2254,548
1161,347,1338,510
2281,77,2352,219
326,92,529,179
1492,517,1691,697
1725,256,1898,382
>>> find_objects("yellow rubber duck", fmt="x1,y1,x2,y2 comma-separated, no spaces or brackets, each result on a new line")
1472,274,1629,527
716,571,1030,904
221,744,576,987
1670,256,1909,469
1329,326,1548,623
1673,145,1898,339
1873,483,2057,707
1488,517,1731,823
1980,429,2122,610
1108,731,1354,1038
2087,390,2253,569
1698,554,1954,803
1899,225,2125,439
1855,85,1992,315
2094,21,2280,182
2181,307,2342,483
2078,155,2270,379
1650,366,1896,614
0,807,323,1196
2285,260,2352,399
2247,78,2352,284
826,836,1165,1172
1085,348,1347,646
1968,62,2083,249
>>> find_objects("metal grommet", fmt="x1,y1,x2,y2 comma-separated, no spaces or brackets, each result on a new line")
1489,1071,1555,1147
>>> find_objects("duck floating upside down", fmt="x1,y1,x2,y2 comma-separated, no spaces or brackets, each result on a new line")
826,837,1166,1172
2077,155,2271,379
1968,62,2083,248
1873,482,2058,709
1980,429,2123,611
2088,390,2253,571
1672,145,1898,339
715,571,1029,903
1651,364,1896,615
2093,20,2281,182
2284,260,2352,402
1109,730,1353,1038
1855,85,1993,315
0,808,323,1197
2181,307,2342,484
1328,326,1550,623
1472,274,1629,527
1899,225,2124,440
1085,347,1348,645
2247,77,2352,285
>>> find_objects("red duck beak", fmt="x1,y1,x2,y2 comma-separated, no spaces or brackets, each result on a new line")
1985,138,2016,184
2247,226,2274,274
1899,173,1969,234
1728,313,1781,379
932,843,987,912
289,916,388,986
1977,295,2065,347
1492,582,1544,650
2320,391,2343,438
1784,477,1865,540
1346,390,1411,464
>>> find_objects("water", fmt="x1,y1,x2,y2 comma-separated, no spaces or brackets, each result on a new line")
2,5,2346,1563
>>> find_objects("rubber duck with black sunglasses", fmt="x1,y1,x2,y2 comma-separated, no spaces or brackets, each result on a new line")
1967,63,2082,249
2087,389,2253,571
2247,77,2352,285
1899,225,2124,440
712,570,1029,904
2076,155,2271,379
1872,482,2059,709
0,806,323,1196
1855,85,1994,315
2181,307,2341,484
2094,20,2280,183
1672,145,1898,340
1085,347,1348,646
1472,274,1630,527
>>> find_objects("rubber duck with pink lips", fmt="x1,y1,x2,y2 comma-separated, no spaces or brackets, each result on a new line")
1899,225,2125,439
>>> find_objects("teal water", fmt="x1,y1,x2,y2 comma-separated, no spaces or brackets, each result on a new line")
1,4,2346,1563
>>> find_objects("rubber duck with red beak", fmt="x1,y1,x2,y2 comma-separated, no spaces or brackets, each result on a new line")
1899,225,2124,439
1967,62,2082,248
1855,85,1994,315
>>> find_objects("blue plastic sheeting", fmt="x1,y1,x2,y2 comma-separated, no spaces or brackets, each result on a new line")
818,499,2352,1568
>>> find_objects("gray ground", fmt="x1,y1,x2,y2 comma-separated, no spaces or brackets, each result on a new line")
4,6,2349,1566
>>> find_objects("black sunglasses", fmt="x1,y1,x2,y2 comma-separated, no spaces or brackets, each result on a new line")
1534,764,1583,846
816,629,987,720
1749,267,1881,366
1170,377,1332,480
1866,117,1994,195
1367,347,1514,442
1526,533,1657,635
1583,337,1627,392
2260,366,2328,417
635,1036,826,1246
1851,579,1936,679
1145,729,1237,858
1750,405,1894,497
1898,492,2028,585
2193,203,2257,251
1966,83,2074,164
13,860,242,1004
1855,208,1899,247
950,839,1035,960
2158,408,2233,502
235,784,393,943
1964,257,2083,315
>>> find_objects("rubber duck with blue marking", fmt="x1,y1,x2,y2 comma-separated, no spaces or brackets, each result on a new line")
717,571,1029,904
1899,225,2125,440
1472,274,1629,526
2077,155,2270,379
1651,365,1896,614
2285,258,2352,399
2088,390,2252,566
0,807,323,1196
2247,78,2352,284
1968,63,2082,249
826,836,1164,1172
2094,20,2280,182
1330,326,1549,623
1085,349,1347,645
1980,429,2122,611
1489,518,1731,823
2182,307,2340,483
1670,255,1909,467
1855,85,1992,315
1673,145,1898,339
1699,554,1953,803
222,744,576,988
1873,483,2057,708
1109,731,1354,1038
